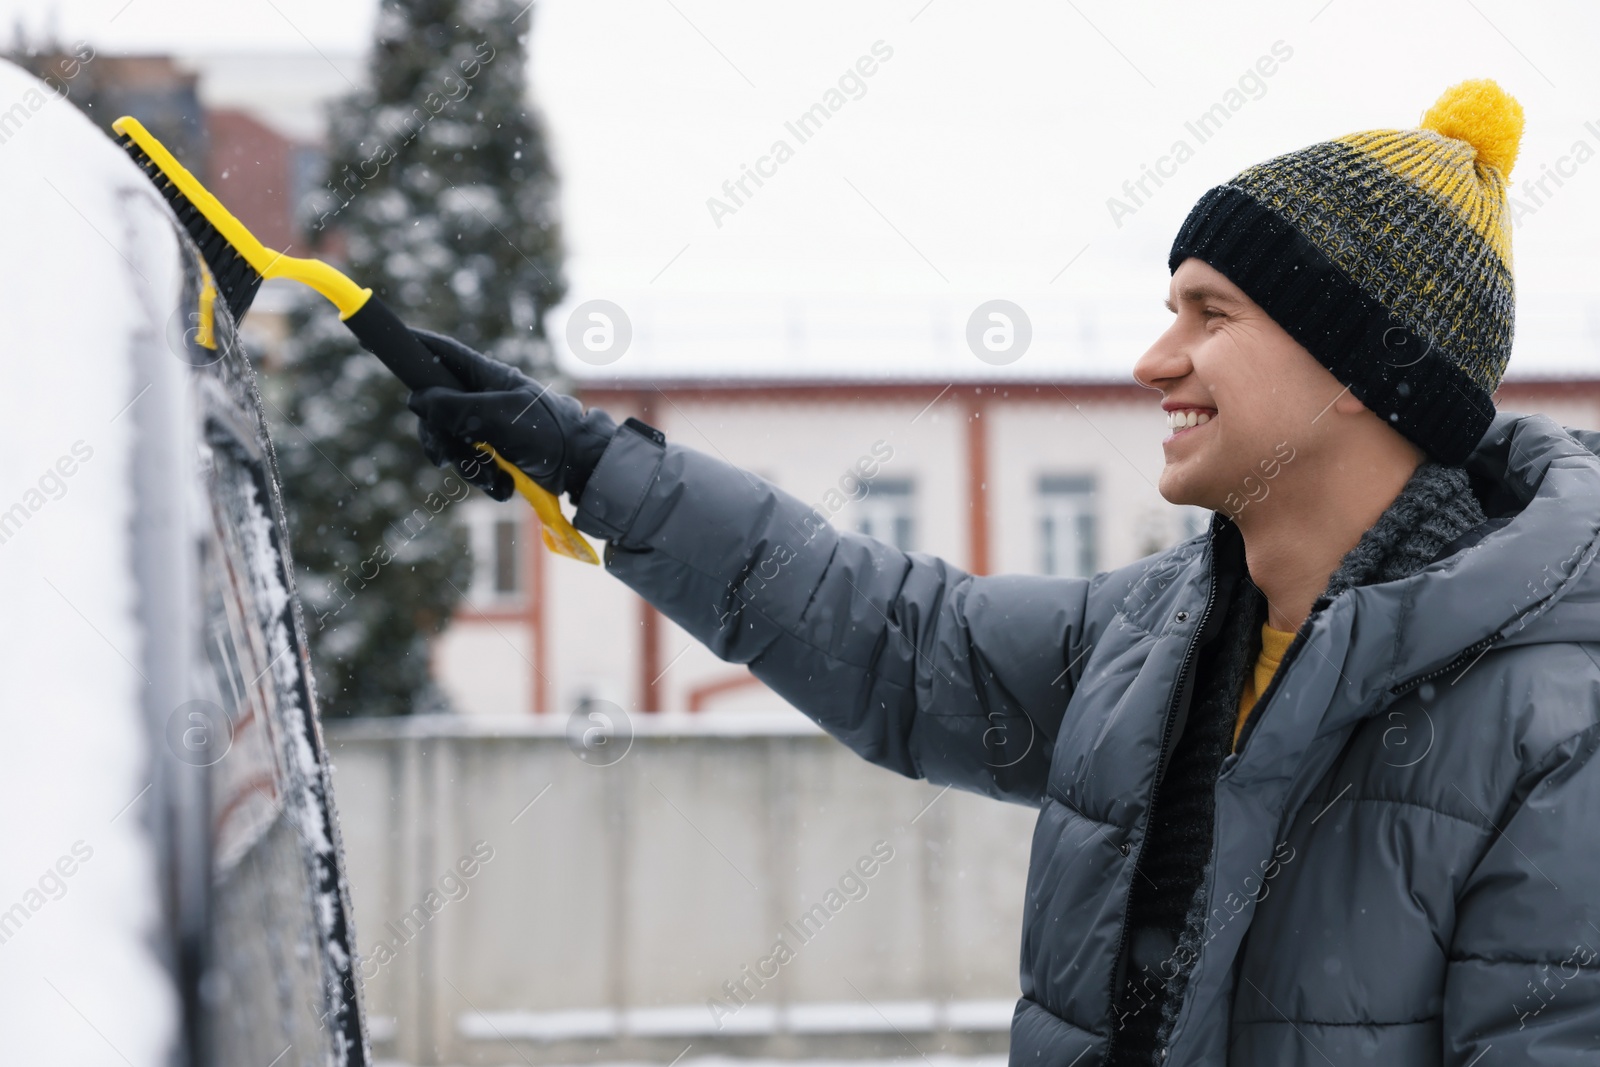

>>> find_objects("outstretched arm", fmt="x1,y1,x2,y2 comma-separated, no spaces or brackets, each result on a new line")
571,418,1098,807
404,329,1101,807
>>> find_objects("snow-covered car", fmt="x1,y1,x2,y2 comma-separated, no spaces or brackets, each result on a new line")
0,59,368,1065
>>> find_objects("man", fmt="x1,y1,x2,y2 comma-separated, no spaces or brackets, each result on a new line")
407,79,1600,1064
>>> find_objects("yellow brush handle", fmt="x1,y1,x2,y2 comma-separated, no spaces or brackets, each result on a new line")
113,114,599,566
478,444,600,564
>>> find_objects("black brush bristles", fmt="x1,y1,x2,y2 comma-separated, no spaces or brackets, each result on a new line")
115,131,265,324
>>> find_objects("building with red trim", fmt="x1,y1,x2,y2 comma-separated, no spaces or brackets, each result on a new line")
434,375,1600,717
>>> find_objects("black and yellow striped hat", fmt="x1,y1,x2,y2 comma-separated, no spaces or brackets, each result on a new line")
1169,79,1524,464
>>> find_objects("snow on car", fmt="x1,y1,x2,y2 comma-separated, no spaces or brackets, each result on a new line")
0,58,368,1066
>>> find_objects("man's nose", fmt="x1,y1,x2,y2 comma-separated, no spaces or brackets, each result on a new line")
1132,323,1190,392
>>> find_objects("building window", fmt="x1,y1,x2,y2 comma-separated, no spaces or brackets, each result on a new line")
1039,474,1098,577
465,500,523,604
492,518,518,594
856,477,915,552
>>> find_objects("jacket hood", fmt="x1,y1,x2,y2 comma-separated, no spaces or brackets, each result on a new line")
1320,409,1600,722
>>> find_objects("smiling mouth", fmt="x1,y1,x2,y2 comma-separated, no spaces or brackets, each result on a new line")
1163,408,1215,444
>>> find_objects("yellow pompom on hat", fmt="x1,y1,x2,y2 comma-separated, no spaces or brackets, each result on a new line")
1169,78,1525,465
1418,77,1525,177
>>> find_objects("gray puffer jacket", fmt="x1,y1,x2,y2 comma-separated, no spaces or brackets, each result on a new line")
569,409,1600,1065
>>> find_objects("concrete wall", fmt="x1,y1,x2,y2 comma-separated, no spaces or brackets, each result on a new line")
325,712,1039,1065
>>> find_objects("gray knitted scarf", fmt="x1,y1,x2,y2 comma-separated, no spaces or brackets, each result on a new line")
1126,461,1488,1064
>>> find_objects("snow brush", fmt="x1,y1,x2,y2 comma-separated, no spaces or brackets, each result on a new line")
111,114,599,566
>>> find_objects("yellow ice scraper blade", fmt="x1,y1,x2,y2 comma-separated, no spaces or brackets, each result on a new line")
476,443,600,562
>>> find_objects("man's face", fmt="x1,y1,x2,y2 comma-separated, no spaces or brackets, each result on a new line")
1133,257,1350,514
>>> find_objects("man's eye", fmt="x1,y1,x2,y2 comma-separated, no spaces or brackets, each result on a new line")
1203,308,1226,320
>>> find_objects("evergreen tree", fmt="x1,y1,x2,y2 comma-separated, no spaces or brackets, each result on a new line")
268,0,566,717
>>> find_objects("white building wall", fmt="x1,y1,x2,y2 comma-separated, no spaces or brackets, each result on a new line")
650,393,971,717
548,517,639,715
989,396,1196,577
434,618,532,716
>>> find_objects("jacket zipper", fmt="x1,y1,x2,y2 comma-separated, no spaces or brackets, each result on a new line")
1388,631,1502,698
1106,522,1221,1036
1154,557,1313,1057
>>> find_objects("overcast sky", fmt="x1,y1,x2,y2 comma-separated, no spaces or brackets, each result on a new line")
8,0,1600,380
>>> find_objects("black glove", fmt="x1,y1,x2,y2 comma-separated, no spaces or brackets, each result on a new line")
405,329,618,504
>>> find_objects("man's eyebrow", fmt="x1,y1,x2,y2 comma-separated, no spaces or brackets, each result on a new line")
1163,285,1242,312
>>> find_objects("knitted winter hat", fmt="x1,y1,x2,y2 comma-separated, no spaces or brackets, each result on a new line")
1168,79,1525,465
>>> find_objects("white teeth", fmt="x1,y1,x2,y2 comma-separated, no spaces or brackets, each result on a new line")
1166,409,1214,429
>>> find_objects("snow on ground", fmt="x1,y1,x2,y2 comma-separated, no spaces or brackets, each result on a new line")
0,58,184,1064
